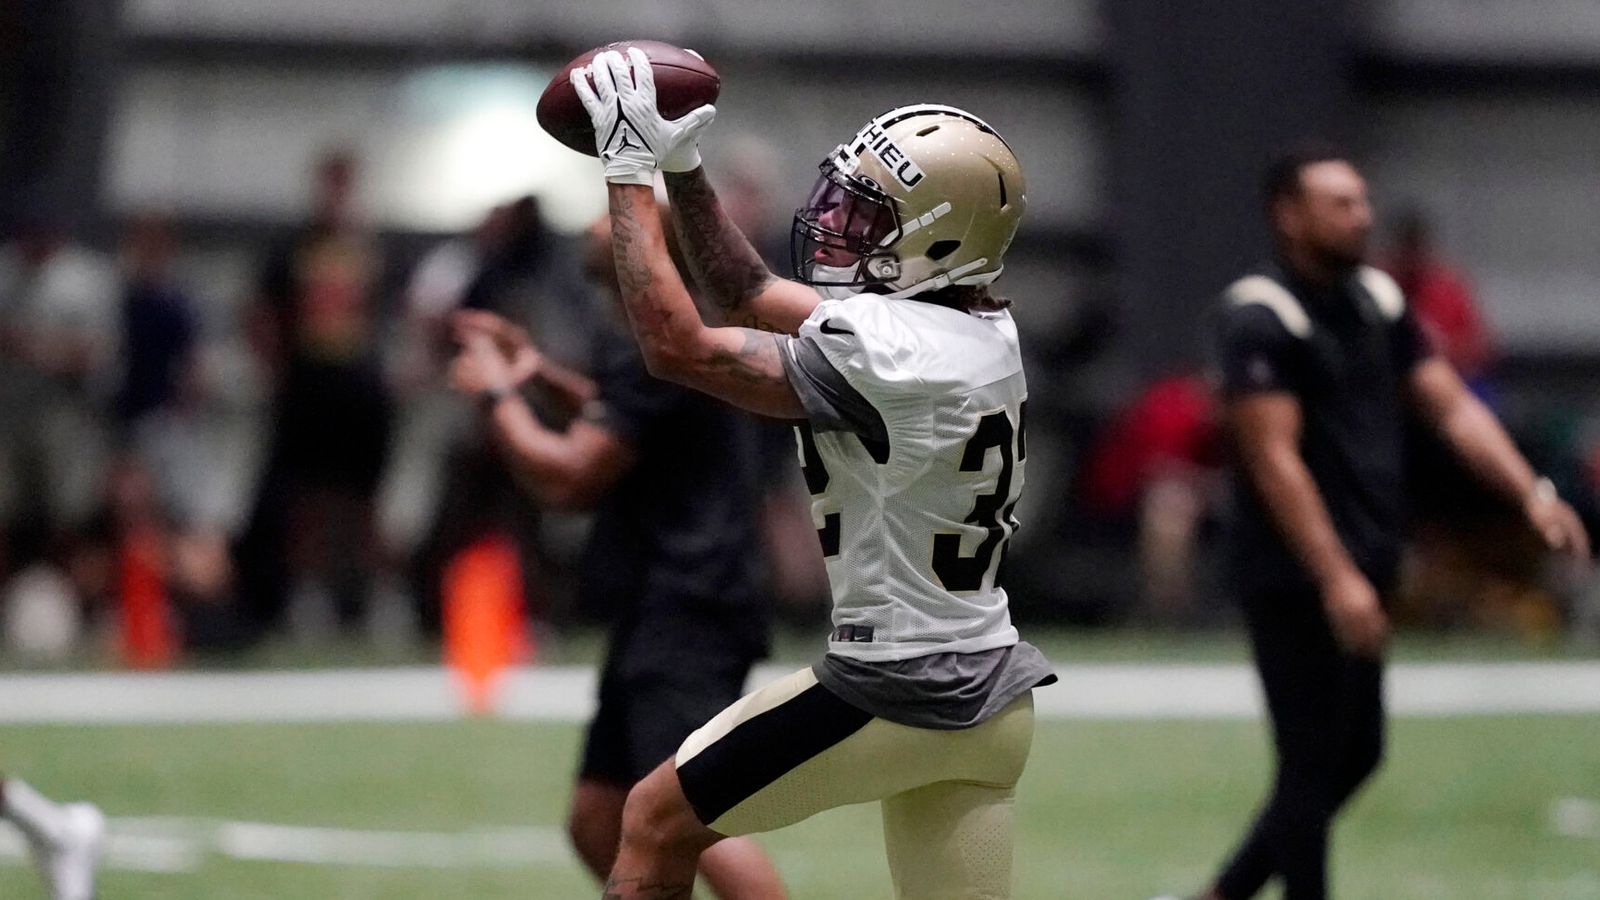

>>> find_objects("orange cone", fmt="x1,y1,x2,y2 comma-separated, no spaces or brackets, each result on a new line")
118,522,177,669
442,533,530,715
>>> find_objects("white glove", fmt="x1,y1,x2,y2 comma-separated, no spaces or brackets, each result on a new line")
571,47,716,184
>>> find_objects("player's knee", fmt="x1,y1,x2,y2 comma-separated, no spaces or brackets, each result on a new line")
566,780,630,874
619,762,716,855
566,803,611,866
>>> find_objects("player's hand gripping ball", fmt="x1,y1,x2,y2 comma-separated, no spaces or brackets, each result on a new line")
536,40,719,184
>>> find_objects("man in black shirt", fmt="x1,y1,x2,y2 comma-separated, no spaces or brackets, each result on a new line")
448,215,784,899
237,150,392,635
1172,146,1590,900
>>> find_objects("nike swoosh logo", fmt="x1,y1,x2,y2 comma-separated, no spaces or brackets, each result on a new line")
818,320,855,336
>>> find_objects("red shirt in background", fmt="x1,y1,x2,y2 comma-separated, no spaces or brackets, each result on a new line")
1386,255,1492,379
1081,373,1219,517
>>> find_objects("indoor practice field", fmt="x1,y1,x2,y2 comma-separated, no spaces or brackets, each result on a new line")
1,648,1595,899
11,2,1600,899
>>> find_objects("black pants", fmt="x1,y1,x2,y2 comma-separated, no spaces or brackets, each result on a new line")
1215,585,1386,900
579,613,761,786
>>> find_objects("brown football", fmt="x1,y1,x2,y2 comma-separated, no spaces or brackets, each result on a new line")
537,40,721,157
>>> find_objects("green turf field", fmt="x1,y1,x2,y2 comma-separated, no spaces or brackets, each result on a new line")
1,714,1595,899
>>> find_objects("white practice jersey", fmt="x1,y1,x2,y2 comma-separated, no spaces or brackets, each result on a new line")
783,294,1027,662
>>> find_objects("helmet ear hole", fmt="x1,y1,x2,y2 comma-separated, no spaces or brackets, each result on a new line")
927,239,962,261
870,256,901,279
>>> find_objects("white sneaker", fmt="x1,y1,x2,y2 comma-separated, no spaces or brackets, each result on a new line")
34,803,105,900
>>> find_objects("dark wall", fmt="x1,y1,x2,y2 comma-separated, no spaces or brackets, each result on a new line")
1107,0,1356,375
0,0,118,228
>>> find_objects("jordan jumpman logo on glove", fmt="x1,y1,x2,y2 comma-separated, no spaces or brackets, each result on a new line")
572,47,717,185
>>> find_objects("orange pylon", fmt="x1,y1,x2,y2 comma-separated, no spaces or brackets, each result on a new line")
442,533,529,715
118,522,177,669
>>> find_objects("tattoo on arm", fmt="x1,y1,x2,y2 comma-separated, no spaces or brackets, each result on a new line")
663,169,781,331
705,328,789,387
610,184,803,418
609,188,651,298
601,876,694,899
609,186,683,350
610,188,779,383
735,312,783,332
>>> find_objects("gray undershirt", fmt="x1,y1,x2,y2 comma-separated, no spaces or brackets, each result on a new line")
815,642,1057,730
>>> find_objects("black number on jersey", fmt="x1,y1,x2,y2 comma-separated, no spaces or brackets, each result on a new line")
797,424,841,556
797,402,1026,579
932,405,1025,593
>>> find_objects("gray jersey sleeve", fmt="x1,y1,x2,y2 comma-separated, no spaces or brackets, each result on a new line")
777,334,889,444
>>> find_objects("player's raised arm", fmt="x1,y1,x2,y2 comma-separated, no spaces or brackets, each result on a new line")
662,167,821,335
574,48,806,419
564,45,818,336
607,182,803,418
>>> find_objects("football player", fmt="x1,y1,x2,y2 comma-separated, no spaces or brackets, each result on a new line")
570,48,1055,900
448,214,786,899
0,776,103,900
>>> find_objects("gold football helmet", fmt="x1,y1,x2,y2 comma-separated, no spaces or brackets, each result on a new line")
791,104,1026,300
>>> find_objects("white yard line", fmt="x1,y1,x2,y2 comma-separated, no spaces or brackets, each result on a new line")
0,817,569,874
1035,661,1600,720
0,662,1596,724
214,821,569,869
1553,798,1600,841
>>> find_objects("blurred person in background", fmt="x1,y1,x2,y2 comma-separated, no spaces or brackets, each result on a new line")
0,212,118,640
50,214,242,658
1078,368,1222,622
251,149,366,356
1382,208,1494,388
1163,146,1590,900
404,197,577,637
389,201,519,636
396,202,524,391
115,212,198,436
111,212,238,647
0,775,103,900
447,211,785,898
235,149,394,639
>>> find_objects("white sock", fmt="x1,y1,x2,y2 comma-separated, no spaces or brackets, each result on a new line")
1,779,66,846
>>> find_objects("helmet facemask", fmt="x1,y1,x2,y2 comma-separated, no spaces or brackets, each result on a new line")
790,155,902,299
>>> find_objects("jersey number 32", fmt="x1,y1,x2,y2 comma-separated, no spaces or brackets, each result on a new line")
797,403,1026,594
